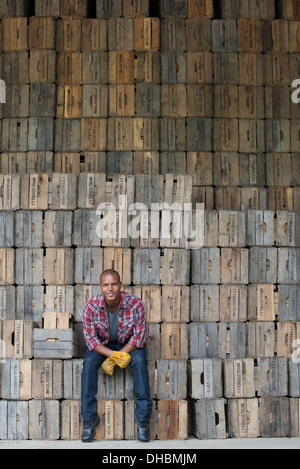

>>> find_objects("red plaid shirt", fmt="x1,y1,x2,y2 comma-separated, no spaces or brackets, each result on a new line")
82,291,147,351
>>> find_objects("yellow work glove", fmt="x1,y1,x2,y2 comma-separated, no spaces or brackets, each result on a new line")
111,351,131,369
101,357,116,376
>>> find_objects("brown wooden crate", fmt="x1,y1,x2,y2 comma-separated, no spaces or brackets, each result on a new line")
61,400,82,441
81,51,108,85
264,53,291,86
188,0,214,17
44,248,74,285
56,53,82,85
135,52,161,83
191,285,219,321
135,84,160,117
221,248,249,284
213,52,239,84
186,51,212,83
189,359,222,399
157,400,188,440
54,152,80,173
20,173,48,210
0,249,15,285
160,118,186,151
55,119,81,152
161,323,189,360
95,400,124,440
212,20,237,52
81,118,107,152
35,0,61,16
186,18,212,50
108,51,135,83
219,211,246,247
29,17,56,50
0,175,20,210
2,51,29,84
2,319,33,358
277,0,300,19
214,118,239,152
228,398,259,438
56,19,82,52
103,247,132,286
238,19,264,52
30,50,56,83
81,19,107,51
219,285,248,322
3,18,28,51
134,18,160,50
248,284,276,321
238,53,265,86
133,151,160,174
239,119,265,153
108,18,134,50
60,0,88,17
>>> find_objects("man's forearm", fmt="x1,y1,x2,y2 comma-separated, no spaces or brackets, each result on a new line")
94,343,137,357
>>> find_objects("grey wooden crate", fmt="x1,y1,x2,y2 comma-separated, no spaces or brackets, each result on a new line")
33,329,79,359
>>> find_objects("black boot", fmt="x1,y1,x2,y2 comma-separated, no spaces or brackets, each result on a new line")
137,421,150,442
82,415,100,443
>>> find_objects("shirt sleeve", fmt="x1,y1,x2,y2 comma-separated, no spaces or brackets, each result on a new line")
128,300,148,349
82,301,102,352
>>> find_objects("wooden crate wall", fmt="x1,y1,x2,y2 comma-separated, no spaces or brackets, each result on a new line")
0,0,300,441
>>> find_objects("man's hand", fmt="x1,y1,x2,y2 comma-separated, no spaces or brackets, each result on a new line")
101,357,116,376
111,351,131,368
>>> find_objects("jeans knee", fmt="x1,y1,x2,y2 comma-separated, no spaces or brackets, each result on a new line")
130,348,147,367
83,351,103,373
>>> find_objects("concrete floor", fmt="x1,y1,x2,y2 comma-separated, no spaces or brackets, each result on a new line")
0,437,299,450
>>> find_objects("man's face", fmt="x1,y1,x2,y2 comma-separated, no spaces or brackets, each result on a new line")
100,273,122,305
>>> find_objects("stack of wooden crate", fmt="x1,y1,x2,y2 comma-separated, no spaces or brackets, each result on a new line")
0,0,300,441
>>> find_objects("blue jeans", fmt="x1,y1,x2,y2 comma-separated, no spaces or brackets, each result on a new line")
81,342,153,424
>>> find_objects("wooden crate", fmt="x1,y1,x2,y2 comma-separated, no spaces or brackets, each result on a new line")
190,285,219,321
161,51,186,84
3,18,28,52
192,248,220,284
212,20,237,52
44,286,74,317
278,285,300,321
186,51,212,83
221,248,249,284
109,85,134,117
192,399,226,439
75,247,103,285
16,286,43,324
135,51,161,84
248,284,276,321
61,400,82,441
15,248,43,286
73,210,100,247
44,248,74,285
1,359,32,400
278,248,300,284
133,285,162,322
219,285,248,322
31,359,63,399
27,151,54,173
33,329,79,359
82,19,107,51
3,85,29,118
63,360,83,400
0,401,28,441
247,322,275,357
257,358,288,397
29,400,60,440
56,86,82,119
290,399,300,437
56,19,82,52
29,50,56,83
95,400,124,440
103,247,132,286
56,52,81,85
156,360,188,399
60,0,89,17
213,53,239,84
238,52,265,86
55,119,81,152
221,0,275,18
264,53,291,86
259,397,290,437
189,358,223,399
44,211,73,247
278,0,300,19
1,319,33,359
35,0,61,16
161,323,189,359
97,366,125,400
29,17,56,50
186,117,213,151
161,249,190,285
2,52,29,84
135,84,160,117
49,174,77,211
246,210,275,246
28,118,54,152
160,118,186,151
214,118,239,152
134,18,160,50
156,400,188,440
189,322,218,358
277,322,298,358
219,211,246,247
227,399,259,438
224,359,256,398
108,18,134,50
238,19,264,52
20,174,49,210
218,322,247,358
2,119,28,152
249,247,278,284
266,119,290,153
186,18,212,51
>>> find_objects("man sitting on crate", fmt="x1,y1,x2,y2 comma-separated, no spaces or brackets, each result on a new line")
81,269,152,443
